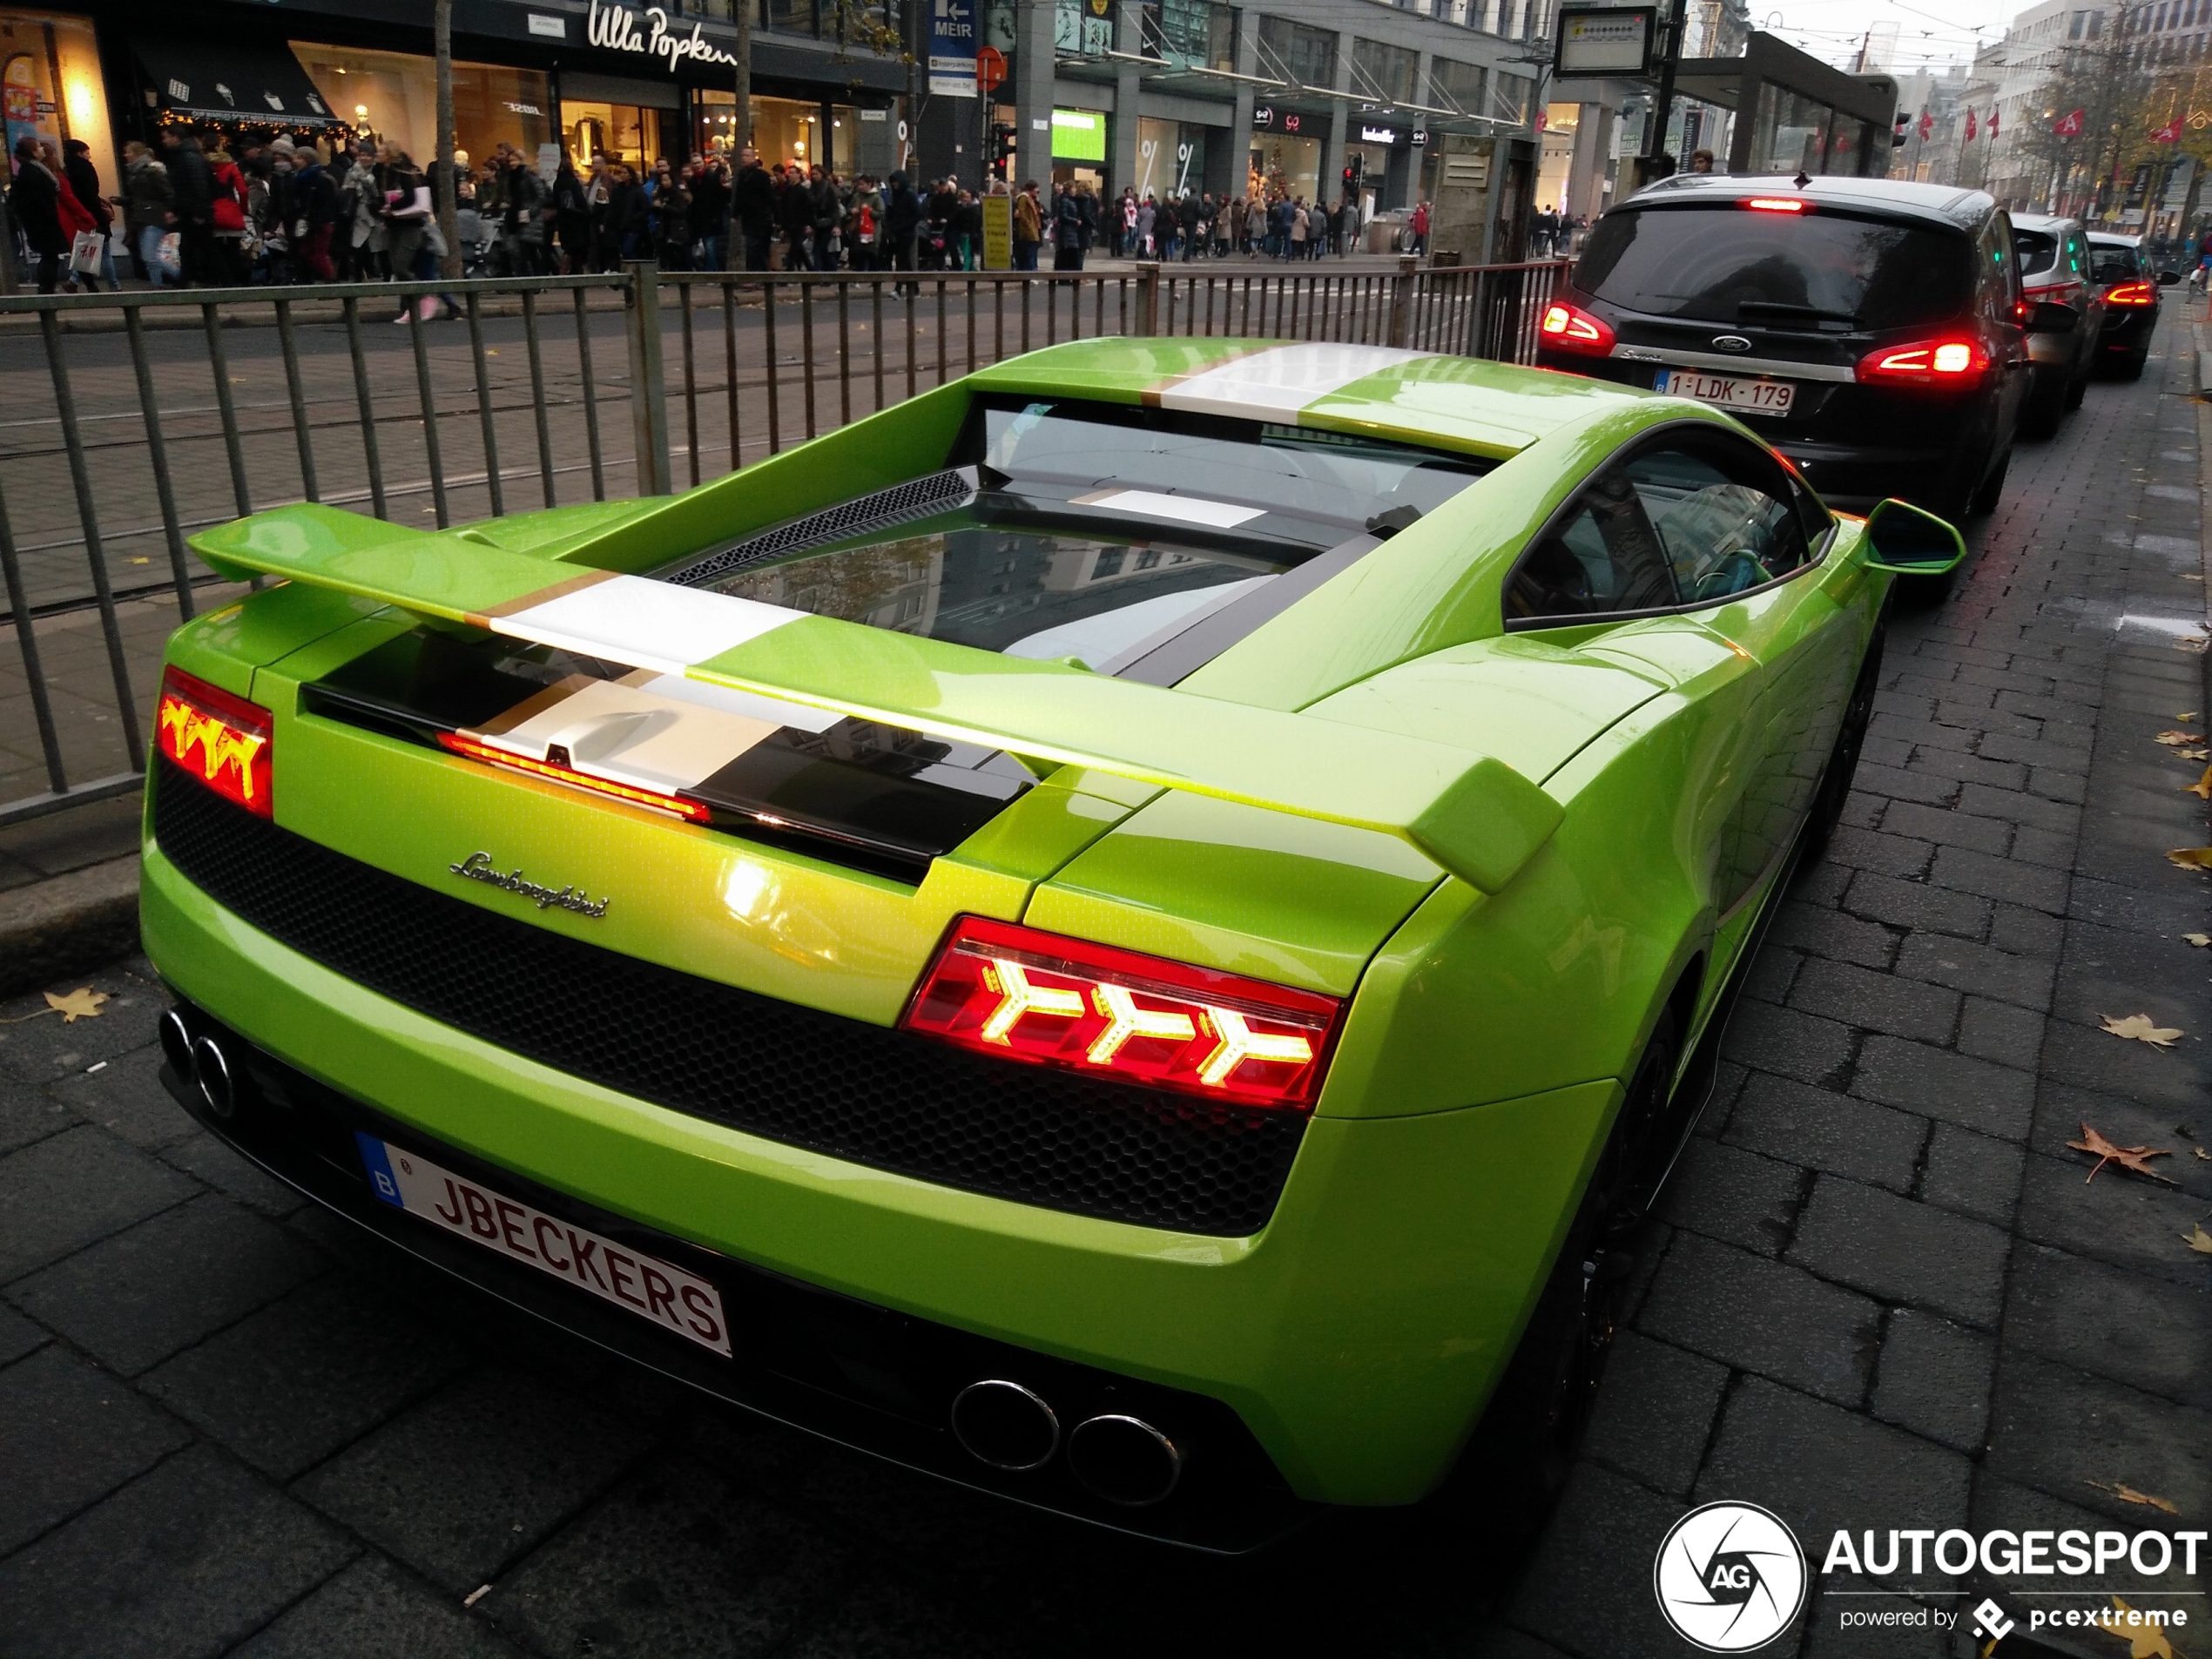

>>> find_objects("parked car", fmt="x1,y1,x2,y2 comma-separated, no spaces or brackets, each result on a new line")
148,338,1961,1549
2010,212,2104,435
2086,231,2168,380
1534,172,2038,524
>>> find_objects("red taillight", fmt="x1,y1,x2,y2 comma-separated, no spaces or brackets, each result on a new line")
903,915,1344,1112
1539,300,1616,356
1742,196,1810,213
157,665,273,819
1855,336,1991,388
2105,279,2155,306
436,732,713,822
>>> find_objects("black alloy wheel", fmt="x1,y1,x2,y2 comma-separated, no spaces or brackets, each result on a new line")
1439,1008,1683,1527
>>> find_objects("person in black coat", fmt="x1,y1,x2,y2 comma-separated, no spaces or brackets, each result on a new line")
732,146,773,272
778,165,814,270
550,157,591,273
158,130,217,284
882,169,921,295
8,137,64,291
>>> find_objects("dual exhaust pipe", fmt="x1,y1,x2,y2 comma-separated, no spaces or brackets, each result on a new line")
949,1378,1184,1508
159,1008,240,1123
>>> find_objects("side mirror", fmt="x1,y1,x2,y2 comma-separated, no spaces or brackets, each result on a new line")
2024,300,2079,334
2160,269,2183,286
1860,498,1966,577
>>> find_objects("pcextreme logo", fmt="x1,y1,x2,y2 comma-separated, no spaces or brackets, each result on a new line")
1654,1501,1809,1651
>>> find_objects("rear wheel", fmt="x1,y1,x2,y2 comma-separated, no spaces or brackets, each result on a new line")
2064,369,2087,409
1437,1008,1683,1531
2020,370,2066,439
1967,448,2010,516
2117,353,2148,381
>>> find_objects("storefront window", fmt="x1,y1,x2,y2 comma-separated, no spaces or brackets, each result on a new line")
752,94,822,172
1352,38,1417,105
562,100,662,171
768,0,817,34
1134,115,1204,198
1250,132,1318,202
0,9,112,193
292,44,551,168
1255,17,1335,86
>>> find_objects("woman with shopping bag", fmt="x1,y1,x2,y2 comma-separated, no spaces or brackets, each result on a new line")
42,140,103,291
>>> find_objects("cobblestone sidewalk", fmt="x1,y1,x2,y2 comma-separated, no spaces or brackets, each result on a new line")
0,318,2205,1659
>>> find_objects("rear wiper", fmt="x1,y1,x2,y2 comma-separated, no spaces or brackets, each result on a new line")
1736,300,1859,327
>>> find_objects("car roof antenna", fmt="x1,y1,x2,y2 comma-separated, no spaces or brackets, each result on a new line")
1793,172,1811,189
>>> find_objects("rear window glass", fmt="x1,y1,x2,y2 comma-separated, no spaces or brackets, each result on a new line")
1575,206,1974,330
659,400,1487,673
2014,230,2059,277
2088,242,2139,282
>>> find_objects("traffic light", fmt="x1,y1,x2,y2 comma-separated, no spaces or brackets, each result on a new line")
1892,111,1910,145
991,124,1015,166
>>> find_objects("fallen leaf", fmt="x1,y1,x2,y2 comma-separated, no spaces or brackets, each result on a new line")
2154,730,2205,745
2185,1224,2212,1255
2101,1013,2185,1049
2168,847,2212,872
2089,1480,2183,1513
2189,770,2212,799
2182,749,2212,763
2183,933,2212,947
2107,1596,2182,1659
2069,1123,2181,1185
2183,711,2203,721
2198,1147,2211,1160
0,987,109,1025
44,988,106,1023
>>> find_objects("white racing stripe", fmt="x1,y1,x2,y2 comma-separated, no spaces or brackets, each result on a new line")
1157,343,1436,420
1073,488,1266,529
487,574,801,677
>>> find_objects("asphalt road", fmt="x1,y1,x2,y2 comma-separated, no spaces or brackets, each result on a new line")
0,309,2206,1659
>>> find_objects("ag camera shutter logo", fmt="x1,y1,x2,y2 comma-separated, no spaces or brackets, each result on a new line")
1654,1501,1808,1651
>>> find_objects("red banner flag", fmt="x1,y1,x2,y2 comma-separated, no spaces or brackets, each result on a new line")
1965,108,1977,140
2054,107,2086,136
1919,109,1934,140
1989,109,2000,138
2154,116,2184,142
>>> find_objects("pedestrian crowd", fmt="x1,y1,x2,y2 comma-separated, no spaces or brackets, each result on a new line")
7,128,1444,300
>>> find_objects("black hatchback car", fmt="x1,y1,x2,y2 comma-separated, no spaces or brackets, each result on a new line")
1535,173,2056,523
2086,232,2166,379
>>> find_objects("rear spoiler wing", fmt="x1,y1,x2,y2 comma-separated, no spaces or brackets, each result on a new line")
192,507,1562,893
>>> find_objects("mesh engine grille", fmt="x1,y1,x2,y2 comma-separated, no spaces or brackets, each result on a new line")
152,764,1304,1235
667,469,975,588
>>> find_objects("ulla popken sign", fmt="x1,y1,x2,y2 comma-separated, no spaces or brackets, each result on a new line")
586,0,738,71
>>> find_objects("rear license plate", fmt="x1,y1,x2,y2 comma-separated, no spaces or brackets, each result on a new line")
1656,369,1796,415
355,1133,732,1357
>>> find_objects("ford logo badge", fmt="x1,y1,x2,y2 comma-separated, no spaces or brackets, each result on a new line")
1712,334,1753,353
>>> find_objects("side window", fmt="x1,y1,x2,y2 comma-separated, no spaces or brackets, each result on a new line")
1504,434,1818,627
1622,440,1814,604
1502,472,1675,624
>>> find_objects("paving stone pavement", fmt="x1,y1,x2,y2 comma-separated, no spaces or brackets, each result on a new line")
0,317,2207,1659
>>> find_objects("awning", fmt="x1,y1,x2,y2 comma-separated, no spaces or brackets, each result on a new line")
133,37,349,127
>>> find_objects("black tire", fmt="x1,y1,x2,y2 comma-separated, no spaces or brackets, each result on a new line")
2118,353,2148,381
1967,448,2010,516
2064,369,2087,409
1799,627,1885,865
2020,371,2065,439
1437,1008,1683,1530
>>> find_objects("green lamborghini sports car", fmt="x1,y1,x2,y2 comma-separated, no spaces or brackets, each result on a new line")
146,338,1960,1549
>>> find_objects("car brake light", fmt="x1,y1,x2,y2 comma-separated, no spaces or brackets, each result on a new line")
1855,336,1990,387
437,732,713,823
903,915,1344,1112
1742,197,1810,212
1539,300,1615,355
157,665,273,819
2105,279,2155,306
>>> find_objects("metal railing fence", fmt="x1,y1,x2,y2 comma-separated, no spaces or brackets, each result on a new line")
0,256,1569,825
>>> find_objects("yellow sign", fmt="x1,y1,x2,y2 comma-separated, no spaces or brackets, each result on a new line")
981,192,1013,270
